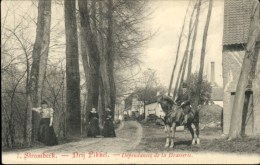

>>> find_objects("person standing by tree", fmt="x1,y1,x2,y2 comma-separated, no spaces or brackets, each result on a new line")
32,100,58,146
103,106,116,137
87,108,100,138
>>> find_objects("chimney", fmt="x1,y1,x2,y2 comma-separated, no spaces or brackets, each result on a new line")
211,61,215,85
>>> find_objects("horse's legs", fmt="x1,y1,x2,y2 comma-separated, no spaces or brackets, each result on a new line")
187,123,195,145
169,123,176,148
164,125,170,148
194,122,200,145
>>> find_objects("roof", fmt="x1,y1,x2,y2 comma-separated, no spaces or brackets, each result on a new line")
211,87,223,101
223,0,260,45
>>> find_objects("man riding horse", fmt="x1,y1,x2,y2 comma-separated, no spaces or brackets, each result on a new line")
174,86,193,126
158,92,200,148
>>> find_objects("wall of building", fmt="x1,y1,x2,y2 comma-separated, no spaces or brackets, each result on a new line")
222,46,260,135
222,47,244,134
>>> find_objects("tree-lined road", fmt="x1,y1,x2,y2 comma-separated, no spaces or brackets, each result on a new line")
3,121,143,154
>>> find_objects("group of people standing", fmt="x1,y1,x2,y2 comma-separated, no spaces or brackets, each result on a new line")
32,101,116,146
87,106,116,138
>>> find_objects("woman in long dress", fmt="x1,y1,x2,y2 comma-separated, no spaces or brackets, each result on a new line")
32,100,58,146
87,108,100,138
103,106,116,137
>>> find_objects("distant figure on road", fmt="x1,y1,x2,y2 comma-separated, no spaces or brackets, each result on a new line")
87,108,100,138
103,106,116,137
32,100,58,146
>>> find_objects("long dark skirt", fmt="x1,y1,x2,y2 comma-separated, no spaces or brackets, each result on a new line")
38,118,58,146
103,119,116,137
87,118,100,137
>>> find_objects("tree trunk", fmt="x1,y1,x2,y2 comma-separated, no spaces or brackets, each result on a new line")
77,7,89,85
97,1,107,125
228,1,259,140
187,0,201,82
26,0,51,145
177,1,197,96
64,0,81,135
99,77,106,126
106,0,116,117
194,0,213,109
76,0,89,133
168,0,192,96
172,51,187,99
61,73,66,137
78,0,100,128
23,53,30,143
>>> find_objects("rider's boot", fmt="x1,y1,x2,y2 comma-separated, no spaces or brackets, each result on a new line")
182,115,188,127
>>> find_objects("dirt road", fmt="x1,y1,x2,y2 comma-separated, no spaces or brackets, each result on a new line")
3,120,142,154
3,120,260,164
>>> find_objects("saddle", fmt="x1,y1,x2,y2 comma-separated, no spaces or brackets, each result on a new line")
163,107,183,126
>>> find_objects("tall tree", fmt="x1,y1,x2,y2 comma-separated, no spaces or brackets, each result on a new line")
172,2,197,100
168,0,191,96
76,0,89,133
228,1,260,140
106,0,116,116
78,0,100,127
194,0,213,108
26,0,52,144
112,1,152,99
96,1,108,125
187,0,202,82
172,48,187,100
176,1,197,98
64,0,81,135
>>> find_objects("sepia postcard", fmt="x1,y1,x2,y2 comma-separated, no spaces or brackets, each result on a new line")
1,0,260,164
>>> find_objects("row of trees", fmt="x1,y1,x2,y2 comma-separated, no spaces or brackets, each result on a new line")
168,0,213,106
1,0,150,148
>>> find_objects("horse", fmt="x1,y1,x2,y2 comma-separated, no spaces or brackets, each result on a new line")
157,95,200,148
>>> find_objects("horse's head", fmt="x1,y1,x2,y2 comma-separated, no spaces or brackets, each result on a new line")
158,95,183,125
157,95,175,113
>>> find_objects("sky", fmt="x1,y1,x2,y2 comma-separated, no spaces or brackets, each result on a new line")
140,0,224,88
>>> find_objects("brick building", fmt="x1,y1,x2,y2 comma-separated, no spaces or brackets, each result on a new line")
222,0,260,135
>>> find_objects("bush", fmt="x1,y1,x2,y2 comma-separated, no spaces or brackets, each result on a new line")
199,104,222,125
